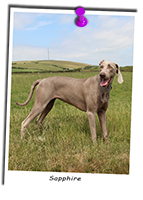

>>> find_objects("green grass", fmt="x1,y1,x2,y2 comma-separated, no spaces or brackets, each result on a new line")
8,71,132,174
12,60,92,73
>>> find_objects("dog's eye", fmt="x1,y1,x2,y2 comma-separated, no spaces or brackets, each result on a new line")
107,64,112,69
99,66,103,71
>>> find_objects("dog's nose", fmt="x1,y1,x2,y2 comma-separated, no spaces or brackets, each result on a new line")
100,72,106,79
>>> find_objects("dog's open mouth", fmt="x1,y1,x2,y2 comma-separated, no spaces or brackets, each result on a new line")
100,77,112,87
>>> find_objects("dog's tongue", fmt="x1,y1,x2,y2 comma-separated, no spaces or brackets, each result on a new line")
100,79,109,87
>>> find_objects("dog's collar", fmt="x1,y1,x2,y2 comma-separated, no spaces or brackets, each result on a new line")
98,75,112,92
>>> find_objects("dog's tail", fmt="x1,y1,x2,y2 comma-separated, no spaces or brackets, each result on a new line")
16,79,42,106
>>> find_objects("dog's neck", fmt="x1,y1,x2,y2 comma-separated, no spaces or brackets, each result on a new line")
98,75,112,92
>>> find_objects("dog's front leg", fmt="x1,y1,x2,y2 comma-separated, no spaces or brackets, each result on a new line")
97,110,108,141
86,111,96,142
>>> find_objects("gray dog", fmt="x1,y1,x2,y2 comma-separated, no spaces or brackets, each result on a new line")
16,60,123,142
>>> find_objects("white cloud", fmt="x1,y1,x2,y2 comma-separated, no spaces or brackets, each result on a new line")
48,16,134,65
59,14,74,24
25,21,54,31
12,45,48,61
13,13,53,30
13,13,40,29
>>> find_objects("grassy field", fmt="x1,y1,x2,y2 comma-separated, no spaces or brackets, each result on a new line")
12,60,95,73
8,71,132,174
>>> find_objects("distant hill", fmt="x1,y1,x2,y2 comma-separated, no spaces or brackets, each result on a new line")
12,60,133,73
120,66,133,72
12,60,96,73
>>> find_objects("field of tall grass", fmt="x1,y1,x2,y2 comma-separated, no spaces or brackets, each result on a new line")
8,71,132,174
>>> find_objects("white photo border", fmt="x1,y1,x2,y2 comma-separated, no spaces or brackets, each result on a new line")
4,5,137,195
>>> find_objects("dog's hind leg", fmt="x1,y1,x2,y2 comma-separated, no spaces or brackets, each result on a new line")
21,101,49,140
36,99,56,131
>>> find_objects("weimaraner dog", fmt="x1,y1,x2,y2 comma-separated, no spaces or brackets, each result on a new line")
16,60,123,142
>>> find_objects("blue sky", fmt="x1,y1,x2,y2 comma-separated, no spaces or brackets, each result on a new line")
12,12,134,66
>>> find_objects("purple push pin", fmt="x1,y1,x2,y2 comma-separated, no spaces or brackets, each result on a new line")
76,7,88,27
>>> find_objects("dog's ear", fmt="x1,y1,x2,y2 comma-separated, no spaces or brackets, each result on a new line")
99,60,105,66
115,64,123,84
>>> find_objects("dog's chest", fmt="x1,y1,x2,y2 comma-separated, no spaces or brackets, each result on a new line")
97,93,109,111
100,92,110,104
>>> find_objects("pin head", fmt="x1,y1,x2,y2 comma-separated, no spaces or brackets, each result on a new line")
75,7,88,27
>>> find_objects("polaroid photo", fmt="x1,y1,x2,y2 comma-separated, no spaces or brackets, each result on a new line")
3,4,137,198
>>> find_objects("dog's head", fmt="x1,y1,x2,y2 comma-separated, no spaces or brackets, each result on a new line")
99,60,123,87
